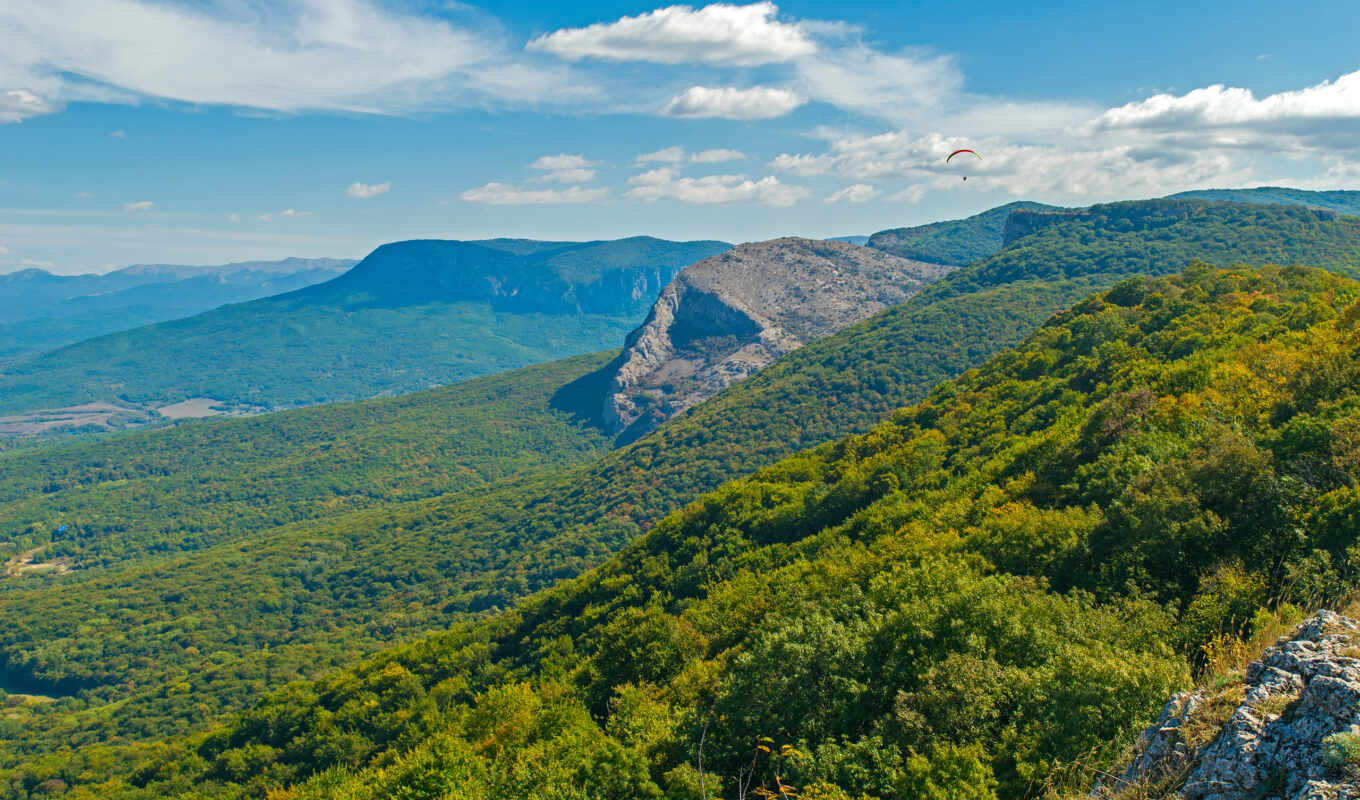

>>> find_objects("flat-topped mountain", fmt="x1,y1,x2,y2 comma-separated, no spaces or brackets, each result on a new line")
601,237,953,438
0,236,730,432
291,236,728,317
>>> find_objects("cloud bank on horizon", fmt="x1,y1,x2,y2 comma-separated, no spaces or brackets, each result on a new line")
1,0,1357,272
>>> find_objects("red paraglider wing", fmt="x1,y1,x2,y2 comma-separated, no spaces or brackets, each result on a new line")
946,148,981,163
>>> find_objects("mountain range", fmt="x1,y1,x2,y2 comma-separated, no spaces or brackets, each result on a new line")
0,236,729,435
0,258,353,364
2,189,1360,799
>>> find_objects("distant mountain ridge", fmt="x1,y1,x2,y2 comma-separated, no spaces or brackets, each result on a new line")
0,258,353,366
0,236,731,431
1169,186,1360,216
295,236,727,317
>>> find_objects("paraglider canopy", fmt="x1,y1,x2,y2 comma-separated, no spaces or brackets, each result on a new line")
946,148,981,180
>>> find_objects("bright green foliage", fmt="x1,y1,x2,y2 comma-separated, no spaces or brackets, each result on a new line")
0,352,617,759
5,199,1360,791
32,264,1360,800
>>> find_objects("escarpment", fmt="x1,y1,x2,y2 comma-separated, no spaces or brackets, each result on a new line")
601,237,953,439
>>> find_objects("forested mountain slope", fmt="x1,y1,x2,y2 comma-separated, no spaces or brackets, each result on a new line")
0,237,728,427
4,199,1360,793
81,264,1360,800
865,201,1061,265
1170,186,1360,216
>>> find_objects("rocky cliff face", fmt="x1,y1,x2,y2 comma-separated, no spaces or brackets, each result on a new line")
601,237,953,439
1108,610,1360,800
290,237,731,317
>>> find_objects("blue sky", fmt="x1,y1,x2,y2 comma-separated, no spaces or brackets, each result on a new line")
1,0,1357,274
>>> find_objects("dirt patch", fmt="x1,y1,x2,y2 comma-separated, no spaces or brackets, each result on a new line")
0,402,150,436
3,546,73,578
157,397,227,419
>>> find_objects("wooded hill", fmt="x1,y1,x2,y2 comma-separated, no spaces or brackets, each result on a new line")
61,262,1360,799
3,198,1360,796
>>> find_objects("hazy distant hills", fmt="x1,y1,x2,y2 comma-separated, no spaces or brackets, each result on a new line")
0,258,353,363
0,236,729,430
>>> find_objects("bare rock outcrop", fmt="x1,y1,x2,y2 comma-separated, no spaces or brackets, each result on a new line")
601,237,953,438
1109,610,1360,800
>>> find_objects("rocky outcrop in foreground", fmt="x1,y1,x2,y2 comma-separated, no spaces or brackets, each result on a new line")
1110,610,1360,799
600,237,953,438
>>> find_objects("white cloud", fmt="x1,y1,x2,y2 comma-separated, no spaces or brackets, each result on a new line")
111,129,126,139
636,146,748,164
660,85,805,119
529,154,597,183
527,2,815,66
636,146,688,164
122,200,154,212
0,245,9,256
691,148,746,163
347,181,391,199
0,0,581,118
824,183,877,203
793,45,960,123
624,167,807,206
74,192,95,199
280,208,312,217
258,214,273,222
1095,71,1360,132
460,182,609,205
0,89,56,123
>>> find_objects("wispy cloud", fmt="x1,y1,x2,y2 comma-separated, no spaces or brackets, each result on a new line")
691,148,746,163
122,200,155,212
346,181,391,199
624,167,807,206
660,85,805,119
0,0,581,120
636,146,688,164
529,154,598,183
824,183,877,203
0,89,55,123
460,182,608,205
637,146,746,164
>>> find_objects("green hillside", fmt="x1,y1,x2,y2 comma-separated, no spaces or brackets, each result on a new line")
0,237,729,424
73,264,1360,800
3,199,1360,791
865,201,1061,264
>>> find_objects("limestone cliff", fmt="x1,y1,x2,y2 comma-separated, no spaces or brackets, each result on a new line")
1107,610,1360,800
601,237,953,439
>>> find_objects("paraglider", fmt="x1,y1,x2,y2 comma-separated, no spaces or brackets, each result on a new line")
946,148,981,180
